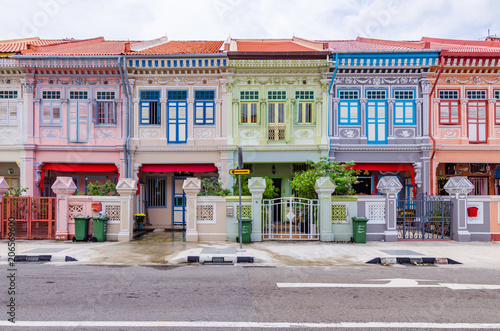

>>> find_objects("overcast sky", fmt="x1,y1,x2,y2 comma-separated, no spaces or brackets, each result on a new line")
1,0,499,42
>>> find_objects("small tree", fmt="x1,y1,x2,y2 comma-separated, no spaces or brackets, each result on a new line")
86,180,117,196
290,157,358,199
4,186,28,197
198,177,231,196
232,175,279,199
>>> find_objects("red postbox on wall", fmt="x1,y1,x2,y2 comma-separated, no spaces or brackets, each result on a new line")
467,206,478,217
91,202,102,212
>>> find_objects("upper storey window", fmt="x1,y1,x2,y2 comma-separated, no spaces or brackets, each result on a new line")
338,90,360,125
467,90,486,99
466,90,487,143
296,90,314,124
140,91,160,125
366,89,387,144
167,90,188,143
267,91,286,142
94,91,116,125
69,90,89,143
240,90,258,124
438,90,459,125
194,90,215,125
394,90,415,125
41,90,61,124
0,90,18,124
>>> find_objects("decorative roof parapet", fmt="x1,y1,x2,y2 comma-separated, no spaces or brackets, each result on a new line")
0,58,20,67
16,57,120,68
230,59,327,68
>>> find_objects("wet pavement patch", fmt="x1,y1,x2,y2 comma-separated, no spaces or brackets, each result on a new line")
380,250,424,256
23,248,68,254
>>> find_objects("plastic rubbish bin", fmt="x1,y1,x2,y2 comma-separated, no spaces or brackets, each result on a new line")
73,216,90,242
351,217,369,243
238,218,252,243
92,217,108,242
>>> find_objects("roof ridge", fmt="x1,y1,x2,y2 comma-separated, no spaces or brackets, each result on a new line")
356,37,425,49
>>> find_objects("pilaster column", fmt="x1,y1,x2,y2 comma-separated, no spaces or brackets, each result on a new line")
376,176,403,242
160,98,167,139
116,178,137,242
182,178,201,242
187,97,195,141
387,98,395,140
230,98,238,144
444,176,474,242
132,98,140,138
51,177,77,240
460,98,468,140
260,99,267,143
248,177,266,242
415,98,424,138
332,98,340,137
215,98,223,138
488,98,496,139
360,98,367,140
314,177,336,242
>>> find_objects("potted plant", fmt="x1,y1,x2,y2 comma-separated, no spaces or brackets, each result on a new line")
135,213,146,229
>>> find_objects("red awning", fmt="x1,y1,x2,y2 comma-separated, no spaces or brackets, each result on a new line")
349,163,415,195
140,164,217,173
40,163,119,193
137,163,218,194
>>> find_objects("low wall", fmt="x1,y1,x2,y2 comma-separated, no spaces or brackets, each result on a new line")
225,196,252,242
67,195,121,241
196,196,227,241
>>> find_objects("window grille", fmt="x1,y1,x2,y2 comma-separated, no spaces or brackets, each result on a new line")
339,90,359,99
439,90,458,99
240,91,259,100
42,91,60,99
69,91,88,99
467,90,486,99
0,91,17,98
268,90,287,100
295,91,314,100
394,90,414,99
366,90,386,99
147,177,167,207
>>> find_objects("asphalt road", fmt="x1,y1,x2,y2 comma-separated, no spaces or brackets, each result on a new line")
1,263,500,330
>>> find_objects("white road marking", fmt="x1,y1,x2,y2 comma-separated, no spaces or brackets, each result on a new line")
1,321,500,329
277,278,500,290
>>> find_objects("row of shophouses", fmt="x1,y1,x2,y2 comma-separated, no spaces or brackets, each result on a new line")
1,35,500,240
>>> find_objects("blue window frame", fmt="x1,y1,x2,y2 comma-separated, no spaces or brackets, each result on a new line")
394,89,415,125
194,90,215,125
366,89,387,144
167,90,188,143
338,89,360,125
140,90,160,125
41,90,61,124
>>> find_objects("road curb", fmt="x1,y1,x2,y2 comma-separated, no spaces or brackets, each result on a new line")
366,257,461,265
186,256,254,264
0,255,78,263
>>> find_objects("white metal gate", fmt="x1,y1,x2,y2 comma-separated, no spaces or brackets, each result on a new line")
262,197,319,240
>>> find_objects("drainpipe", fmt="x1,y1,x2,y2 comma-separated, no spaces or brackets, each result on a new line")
428,56,444,194
327,53,339,159
118,56,132,178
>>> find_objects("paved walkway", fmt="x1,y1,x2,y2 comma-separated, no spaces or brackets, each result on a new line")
1,231,499,269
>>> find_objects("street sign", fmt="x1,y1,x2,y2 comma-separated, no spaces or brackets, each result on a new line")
229,169,250,175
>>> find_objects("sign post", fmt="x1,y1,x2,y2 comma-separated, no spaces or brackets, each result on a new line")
232,147,247,250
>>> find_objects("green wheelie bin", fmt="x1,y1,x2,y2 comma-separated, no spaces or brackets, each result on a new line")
92,217,108,242
238,218,252,243
351,217,369,243
73,216,90,242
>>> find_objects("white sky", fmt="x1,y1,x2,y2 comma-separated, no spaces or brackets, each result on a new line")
1,0,499,42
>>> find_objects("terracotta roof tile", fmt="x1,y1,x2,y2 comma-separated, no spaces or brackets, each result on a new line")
24,37,138,55
325,40,418,51
420,37,500,53
133,41,223,55
0,38,70,53
236,41,318,52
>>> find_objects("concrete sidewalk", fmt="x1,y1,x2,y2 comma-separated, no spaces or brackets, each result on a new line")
1,231,499,269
